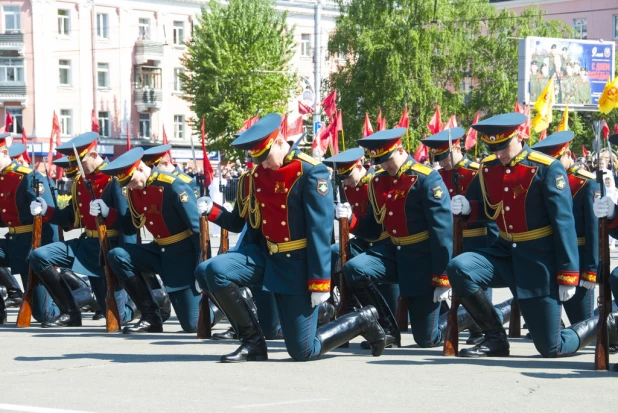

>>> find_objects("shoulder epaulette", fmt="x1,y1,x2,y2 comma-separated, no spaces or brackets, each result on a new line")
177,173,192,184
481,154,497,163
157,174,176,184
576,169,596,180
410,163,433,176
297,152,319,166
528,151,555,166
468,162,480,170
15,166,32,174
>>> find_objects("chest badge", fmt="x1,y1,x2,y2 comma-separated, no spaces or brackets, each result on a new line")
555,175,566,191
147,204,160,214
275,181,286,194
317,179,329,196
121,187,127,197
432,186,444,200
38,182,45,194
393,190,406,200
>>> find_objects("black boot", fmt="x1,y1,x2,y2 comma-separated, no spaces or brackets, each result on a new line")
350,279,400,348
0,267,23,308
121,276,163,334
152,288,172,323
0,294,6,324
211,287,252,340
210,297,225,327
569,311,618,351
37,267,82,328
458,289,510,357
211,284,267,363
318,306,386,357
317,302,335,327
212,327,237,340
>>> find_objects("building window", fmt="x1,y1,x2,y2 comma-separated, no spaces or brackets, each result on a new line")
3,5,21,32
300,33,311,57
139,114,151,138
173,21,184,45
59,59,71,86
573,18,587,40
138,18,150,39
98,111,109,137
174,115,184,140
614,15,618,40
173,68,184,92
58,9,70,36
96,13,109,39
60,109,72,136
135,66,161,89
97,63,109,88
0,58,24,82
6,107,22,134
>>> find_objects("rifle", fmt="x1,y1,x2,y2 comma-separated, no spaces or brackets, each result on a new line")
73,145,120,332
16,159,43,327
443,128,464,356
42,158,64,242
595,121,611,370
197,179,213,339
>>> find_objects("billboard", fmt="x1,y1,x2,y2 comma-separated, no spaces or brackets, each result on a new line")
518,36,615,111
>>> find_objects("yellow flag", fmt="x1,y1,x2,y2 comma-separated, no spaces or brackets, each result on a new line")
533,77,555,116
555,105,569,132
598,76,618,114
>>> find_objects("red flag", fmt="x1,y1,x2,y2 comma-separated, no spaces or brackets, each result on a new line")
538,129,547,141
298,100,313,115
162,125,173,163
280,114,289,140
603,119,610,139
377,108,386,131
321,90,337,120
201,118,214,186
362,113,374,138
615,124,618,134
396,107,409,129
442,115,458,130
464,111,480,151
330,111,343,155
91,110,99,132
21,126,31,164
413,135,428,162
427,106,443,135
287,115,304,136
47,111,62,180
126,123,131,151
582,145,589,158
237,116,260,133
515,101,524,114
5,111,13,133
311,123,331,155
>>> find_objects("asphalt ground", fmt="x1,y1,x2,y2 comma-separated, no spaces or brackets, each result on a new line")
1,227,618,413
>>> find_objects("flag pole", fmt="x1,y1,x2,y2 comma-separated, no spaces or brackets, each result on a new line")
341,129,345,152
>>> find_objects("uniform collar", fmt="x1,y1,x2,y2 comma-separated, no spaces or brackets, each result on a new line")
508,144,530,167
283,148,298,165
396,156,414,178
1,160,17,174
454,156,469,170
93,160,108,174
146,170,159,187
359,167,374,186
567,165,579,175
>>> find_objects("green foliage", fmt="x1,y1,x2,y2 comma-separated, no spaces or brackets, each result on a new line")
327,0,577,151
180,0,296,160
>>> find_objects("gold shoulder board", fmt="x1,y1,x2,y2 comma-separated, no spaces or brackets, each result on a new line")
177,174,192,184
16,166,33,174
577,169,595,180
468,162,480,170
528,151,554,166
481,154,497,163
297,152,319,166
157,174,176,184
410,163,433,176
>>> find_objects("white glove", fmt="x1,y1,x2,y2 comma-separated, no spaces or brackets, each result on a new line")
433,286,450,303
451,195,471,215
310,292,330,308
30,197,47,216
89,199,110,218
593,196,616,219
558,285,577,302
335,202,352,220
579,280,596,290
197,196,213,215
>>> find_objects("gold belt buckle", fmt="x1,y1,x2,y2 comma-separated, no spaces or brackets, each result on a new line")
8,227,15,234
505,233,513,241
268,242,279,254
391,237,400,246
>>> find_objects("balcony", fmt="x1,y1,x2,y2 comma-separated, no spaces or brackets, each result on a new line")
134,88,162,112
0,32,24,56
135,39,164,66
0,84,26,105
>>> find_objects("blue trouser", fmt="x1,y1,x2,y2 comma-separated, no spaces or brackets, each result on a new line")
343,250,442,348
107,243,200,333
330,241,400,313
30,240,134,324
201,243,320,361
447,251,580,358
195,257,282,339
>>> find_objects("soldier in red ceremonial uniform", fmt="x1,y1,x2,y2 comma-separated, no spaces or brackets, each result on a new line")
199,114,385,362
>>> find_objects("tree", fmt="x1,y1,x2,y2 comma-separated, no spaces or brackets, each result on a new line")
327,0,572,151
180,0,296,159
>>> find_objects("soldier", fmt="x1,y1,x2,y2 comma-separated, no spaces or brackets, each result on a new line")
448,113,618,358
28,132,137,327
197,114,384,362
561,63,576,105
423,128,505,345
531,40,548,68
100,147,202,333
532,131,598,328
142,144,200,198
8,143,31,167
575,67,592,105
0,133,60,325
342,128,461,349
529,61,543,103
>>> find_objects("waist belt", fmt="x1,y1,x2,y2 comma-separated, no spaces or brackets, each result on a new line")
577,237,585,246
499,225,552,242
267,238,307,254
367,231,390,243
390,230,429,246
8,224,33,234
154,229,192,245
85,229,119,238
463,228,488,238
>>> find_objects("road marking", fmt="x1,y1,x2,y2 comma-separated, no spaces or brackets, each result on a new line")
0,404,95,413
233,398,331,409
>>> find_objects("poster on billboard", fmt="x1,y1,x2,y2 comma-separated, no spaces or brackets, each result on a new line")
518,36,615,111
